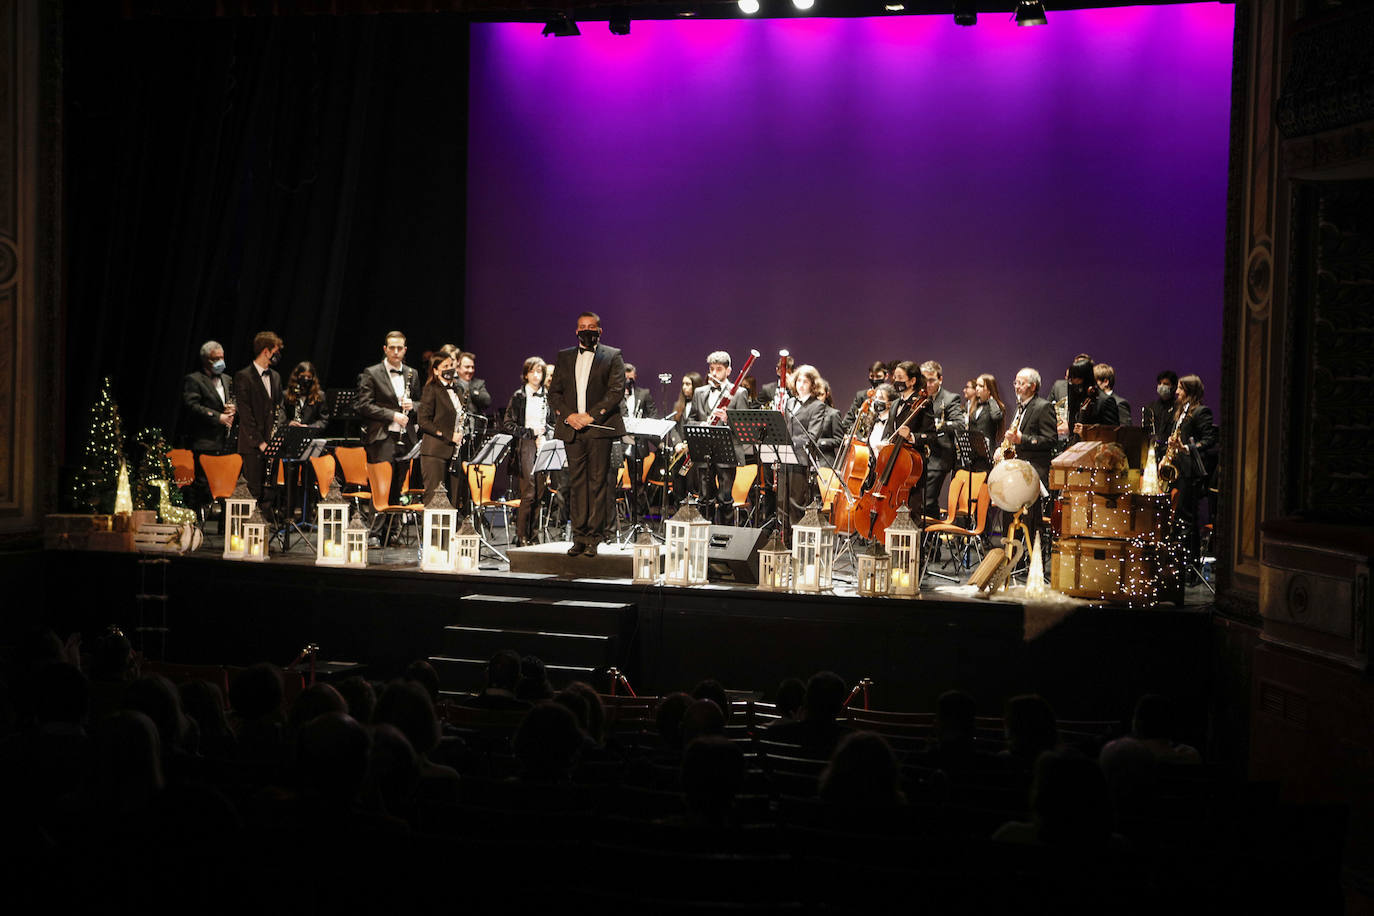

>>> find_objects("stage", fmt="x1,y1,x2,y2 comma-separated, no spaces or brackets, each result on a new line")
27,525,1217,743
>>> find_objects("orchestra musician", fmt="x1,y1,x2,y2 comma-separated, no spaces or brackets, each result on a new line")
782,365,843,520
606,363,657,532
281,362,329,431
962,379,978,418
1146,370,1179,458
667,371,705,506
1166,374,1219,570
842,361,889,432
418,353,469,506
1007,368,1058,546
1095,364,1131,426
503,356,549,547
908,361,967,519
356,330,421,534
686,351,749,524
180,339,235,516
232,331,284,515
967,373,1006,472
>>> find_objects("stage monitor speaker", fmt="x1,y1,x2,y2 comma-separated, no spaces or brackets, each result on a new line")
706,525,770,584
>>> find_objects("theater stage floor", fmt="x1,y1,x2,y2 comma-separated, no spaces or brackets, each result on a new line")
32,524,1216,744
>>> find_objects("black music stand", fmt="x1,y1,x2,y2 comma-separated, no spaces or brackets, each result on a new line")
265,427,325,552
621,417,676,543
728,409,800,542
468,432,514,562
683,424,741,518
533,438,568,543
326,388,360,440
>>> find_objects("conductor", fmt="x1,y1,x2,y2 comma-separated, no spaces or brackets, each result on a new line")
547,312,626,559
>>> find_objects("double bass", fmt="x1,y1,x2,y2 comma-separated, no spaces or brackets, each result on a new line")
829,389,876,534
851,393,929,541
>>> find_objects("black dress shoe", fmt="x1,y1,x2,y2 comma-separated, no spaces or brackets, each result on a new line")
567,543,586,557
583,543,598,558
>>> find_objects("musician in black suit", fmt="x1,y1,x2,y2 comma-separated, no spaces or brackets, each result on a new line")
418,353,468,506
547,312,626,558
968,374,1006,471
686,350,749,525
842,361,890,432
606,362,658,533
1146,370,1179,458
1167,374,1220,568
356,330,422,521
758,354,795,412
1094,364,1132,426
504,356,549,546
1007,367,1058,546
231,331,284,512
908,361,967,519
783,365,843,520
180,339,235,514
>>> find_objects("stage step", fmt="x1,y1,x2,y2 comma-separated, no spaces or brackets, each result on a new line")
429,593,638,694
429,656,599,693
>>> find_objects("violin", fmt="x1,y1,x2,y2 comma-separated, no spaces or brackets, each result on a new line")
852,392,929,541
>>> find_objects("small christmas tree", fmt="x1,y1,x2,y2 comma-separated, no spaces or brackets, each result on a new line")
133,427,184,512
70,377,127,513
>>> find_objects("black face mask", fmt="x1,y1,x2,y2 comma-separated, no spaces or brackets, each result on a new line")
298,376,313,387
442,369,457,382
577,329,601,350
874,402,889,414
269,350,281,367
892,380,907,393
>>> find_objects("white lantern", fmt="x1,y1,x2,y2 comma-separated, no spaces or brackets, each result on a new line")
664,500,711,586
791,503,835,593
223,477,255,559
884,504,921,596
856,540,892,597
242,507,269,561
421,486,457,572
315,482,348,566
632,530,662,585
454,518,481,573
344,516,369,568
757,533,793,592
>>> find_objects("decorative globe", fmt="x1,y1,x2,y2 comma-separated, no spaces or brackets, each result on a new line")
988,458,1041,512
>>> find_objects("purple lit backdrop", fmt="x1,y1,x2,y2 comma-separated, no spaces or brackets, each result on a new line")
466,6,1233,418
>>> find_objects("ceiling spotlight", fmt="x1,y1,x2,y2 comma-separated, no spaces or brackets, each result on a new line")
738,0,760,11
792,0,815,9
884,3,906,9
609,8,631,34
1013,0,1046,26
542,13,580,37
952,0,976,25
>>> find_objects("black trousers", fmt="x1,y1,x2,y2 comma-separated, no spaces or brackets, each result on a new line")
514,437,539,543
565,433,612,546
420,454,465,510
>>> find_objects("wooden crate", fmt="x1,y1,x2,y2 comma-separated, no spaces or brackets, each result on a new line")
1062,492,1169,540
1052,535,1183,605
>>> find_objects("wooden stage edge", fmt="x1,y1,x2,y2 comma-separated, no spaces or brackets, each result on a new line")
33,546,1216,741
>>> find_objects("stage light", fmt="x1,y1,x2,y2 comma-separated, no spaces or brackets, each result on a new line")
792,0,816,9
542,13,580,37
1014,0,1047,26
609,9,631,34
738,0,760,13
884,3,906,9
953,0,976,26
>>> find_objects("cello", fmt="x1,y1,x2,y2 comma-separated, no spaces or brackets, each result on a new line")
852,392,928,541
829,389,876,534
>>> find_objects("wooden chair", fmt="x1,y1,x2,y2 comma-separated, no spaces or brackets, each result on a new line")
366,460,418,545
922,478,991,584
467,463,519,542
731,463,760,525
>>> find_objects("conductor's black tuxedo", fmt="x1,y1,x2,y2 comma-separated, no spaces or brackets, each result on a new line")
547,343,627,547
356,360,422,509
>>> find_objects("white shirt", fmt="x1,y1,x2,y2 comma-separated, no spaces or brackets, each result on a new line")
211,375,225,406
522,385,546,434
575,349,594,415
868,415,888,451
387,363,407,433
446,386,464,438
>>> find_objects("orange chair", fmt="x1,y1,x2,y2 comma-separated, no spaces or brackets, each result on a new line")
366,461,417,546
198,453,244,534
309,454,338,498
467,463,519,541
167,449,196,488
333,446,372,509
730,463,760,525
921,479,991,585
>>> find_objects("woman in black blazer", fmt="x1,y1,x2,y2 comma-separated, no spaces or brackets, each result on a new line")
1169,374,1219,568
968,373,1006,470
418,354,468,505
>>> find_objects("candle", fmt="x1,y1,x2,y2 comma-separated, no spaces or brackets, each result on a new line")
348,549,362,564
458,554,475,570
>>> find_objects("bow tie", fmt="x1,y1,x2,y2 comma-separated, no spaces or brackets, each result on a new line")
389,368,403,376
260,369,271,378
579,346,596,354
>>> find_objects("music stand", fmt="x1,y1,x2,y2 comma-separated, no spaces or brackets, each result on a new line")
468,432,514,562
533,438,568,543
327,388,360,440
265,427,324,552
622,417,676,542
728,409,800,542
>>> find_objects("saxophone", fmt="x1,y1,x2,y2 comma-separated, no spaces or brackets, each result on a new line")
1157,405,1188,485
993,407,1022,465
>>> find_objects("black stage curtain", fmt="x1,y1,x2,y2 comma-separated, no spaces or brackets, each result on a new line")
63,12,468,467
